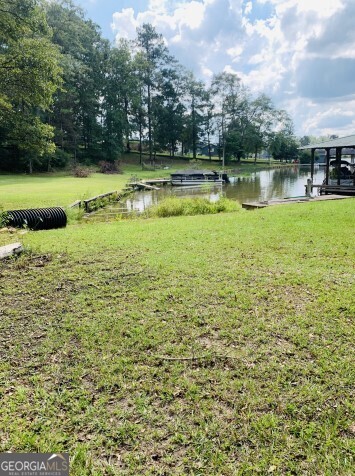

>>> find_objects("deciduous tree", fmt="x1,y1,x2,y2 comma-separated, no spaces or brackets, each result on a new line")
0,0,62,171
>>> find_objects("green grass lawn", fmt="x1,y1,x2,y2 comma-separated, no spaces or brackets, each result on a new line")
0,172,126,210
0,162,172,210
0,154,195,210
0,199,354,474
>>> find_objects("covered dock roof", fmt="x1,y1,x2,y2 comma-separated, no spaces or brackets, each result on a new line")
170,170,219,175
299,134,355,150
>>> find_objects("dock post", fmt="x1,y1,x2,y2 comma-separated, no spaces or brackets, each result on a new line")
306,178,312,197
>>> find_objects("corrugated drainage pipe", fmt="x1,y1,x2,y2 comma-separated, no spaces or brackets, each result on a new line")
6,207,67,230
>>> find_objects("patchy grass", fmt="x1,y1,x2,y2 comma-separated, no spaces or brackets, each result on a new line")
0,199,354,475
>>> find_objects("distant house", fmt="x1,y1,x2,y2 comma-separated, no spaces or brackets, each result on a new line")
196,143,219,156
259,150,272,160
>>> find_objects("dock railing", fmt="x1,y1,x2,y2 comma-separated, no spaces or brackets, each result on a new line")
305,182,355,195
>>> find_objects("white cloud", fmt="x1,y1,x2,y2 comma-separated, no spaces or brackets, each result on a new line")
174,2,205,29
244,1,252,15
112,0,206,42
301,100,355,136
227,45,244,62
148,0,167,14
111,8,137,40
111,0,355,136
201,65,214,78
257,0,342,17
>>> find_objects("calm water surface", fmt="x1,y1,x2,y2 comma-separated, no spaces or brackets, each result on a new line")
101,165,326,215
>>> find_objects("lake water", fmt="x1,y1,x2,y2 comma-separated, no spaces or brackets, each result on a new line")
95,165,326,217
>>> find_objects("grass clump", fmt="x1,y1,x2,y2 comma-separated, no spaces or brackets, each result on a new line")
147,196,239,218
0,207,9,228
65,207,85,224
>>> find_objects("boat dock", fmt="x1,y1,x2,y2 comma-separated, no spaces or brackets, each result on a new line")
144,179,171,186
127,182,160,191
127,178,171,191
242,194,353,210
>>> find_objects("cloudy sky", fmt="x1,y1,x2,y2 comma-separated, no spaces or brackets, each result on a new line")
75,0,355,138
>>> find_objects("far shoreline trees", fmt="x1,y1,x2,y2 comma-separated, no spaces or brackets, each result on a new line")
0,0,306,173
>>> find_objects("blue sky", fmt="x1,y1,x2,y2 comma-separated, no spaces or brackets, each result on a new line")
74,0,355,138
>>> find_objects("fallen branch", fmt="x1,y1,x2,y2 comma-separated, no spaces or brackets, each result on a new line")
155,353,239,361
156,355,209,361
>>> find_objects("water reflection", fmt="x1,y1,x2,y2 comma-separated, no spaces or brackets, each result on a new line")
97,165,326,216
225,166,325,203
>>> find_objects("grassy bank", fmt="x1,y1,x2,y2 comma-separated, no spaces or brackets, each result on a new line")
0,165,158,210
0,199,354,474
0,153,179,210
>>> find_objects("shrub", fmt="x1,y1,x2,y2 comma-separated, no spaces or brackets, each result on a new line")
85,192,119,213
98,160,122,174
66,207,85,224
73,166,91,178
41,149,72,171
52,149,72,168
0,208,9,228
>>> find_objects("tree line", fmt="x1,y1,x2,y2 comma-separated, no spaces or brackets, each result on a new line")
0,0,301,173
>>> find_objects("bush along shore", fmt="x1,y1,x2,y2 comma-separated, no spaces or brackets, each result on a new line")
0,198,354,474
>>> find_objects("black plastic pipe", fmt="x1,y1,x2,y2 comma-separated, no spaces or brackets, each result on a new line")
6,207,67,230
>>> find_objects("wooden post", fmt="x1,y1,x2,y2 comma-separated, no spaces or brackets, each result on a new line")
336,147,342,186
311,148,315,180
306,178,312,197
325,148,330,185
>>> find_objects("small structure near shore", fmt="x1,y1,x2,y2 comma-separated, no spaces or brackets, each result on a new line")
242,194,351,210
170,170,229,186
299,135,355,195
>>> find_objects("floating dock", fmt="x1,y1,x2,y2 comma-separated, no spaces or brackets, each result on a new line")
143,179,171,186
127,182,160,191
127,178,171,190
242,194,353,210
